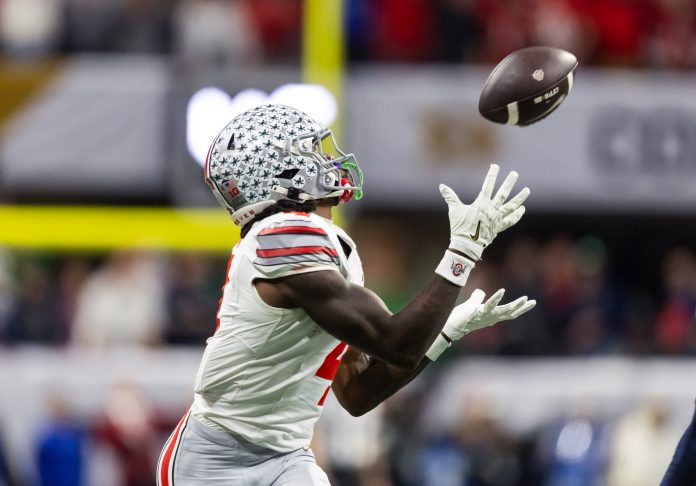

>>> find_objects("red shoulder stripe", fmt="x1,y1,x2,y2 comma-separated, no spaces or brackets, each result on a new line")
256,246,338,258
258,226,327,236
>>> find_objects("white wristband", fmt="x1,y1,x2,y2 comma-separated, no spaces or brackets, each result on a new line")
426,333,452,361
435,250,475,286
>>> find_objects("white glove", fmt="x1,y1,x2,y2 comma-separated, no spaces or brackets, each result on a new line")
426,288,536,361
445,288,536,340
440,164,529,261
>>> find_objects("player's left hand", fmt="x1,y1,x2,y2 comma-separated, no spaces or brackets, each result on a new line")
440,164,530,261
443,288,536,341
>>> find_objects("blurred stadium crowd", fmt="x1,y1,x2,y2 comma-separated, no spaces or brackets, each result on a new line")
0,369,681,486
3,231,696,357
0,228,693,485
2,0,696,69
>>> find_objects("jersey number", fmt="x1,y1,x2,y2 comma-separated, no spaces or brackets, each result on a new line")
315,342,348,406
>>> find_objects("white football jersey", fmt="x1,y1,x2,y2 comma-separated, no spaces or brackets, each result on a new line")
191,211,364,452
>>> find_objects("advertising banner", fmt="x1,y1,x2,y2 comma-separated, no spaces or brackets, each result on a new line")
346,68,696,212
3,60,696,213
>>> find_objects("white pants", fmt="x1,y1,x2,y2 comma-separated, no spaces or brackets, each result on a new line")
157,412,331,486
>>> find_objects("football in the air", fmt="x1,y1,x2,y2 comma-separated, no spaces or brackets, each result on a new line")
479,46,578,126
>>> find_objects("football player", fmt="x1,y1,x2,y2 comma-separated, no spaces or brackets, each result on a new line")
157,104,535,485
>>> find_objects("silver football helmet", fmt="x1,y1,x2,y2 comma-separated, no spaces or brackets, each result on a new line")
204,104,363,227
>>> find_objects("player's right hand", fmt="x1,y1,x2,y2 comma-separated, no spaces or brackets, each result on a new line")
443,288,536,341
439,164,529,261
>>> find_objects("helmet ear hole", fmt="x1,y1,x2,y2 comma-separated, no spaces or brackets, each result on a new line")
324,172,337,186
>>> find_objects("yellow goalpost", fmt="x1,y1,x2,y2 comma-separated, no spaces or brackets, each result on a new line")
0,0,345,252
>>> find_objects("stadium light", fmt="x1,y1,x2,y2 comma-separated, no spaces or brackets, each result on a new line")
186,84,338,167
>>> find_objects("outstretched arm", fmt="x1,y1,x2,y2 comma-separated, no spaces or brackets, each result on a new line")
266,165,529,369
272,271,461,370
330,289,536,416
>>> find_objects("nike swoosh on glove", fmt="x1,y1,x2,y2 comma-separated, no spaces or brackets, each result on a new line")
440,164,530,261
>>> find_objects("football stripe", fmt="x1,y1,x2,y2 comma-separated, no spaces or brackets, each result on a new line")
506,102,519,125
